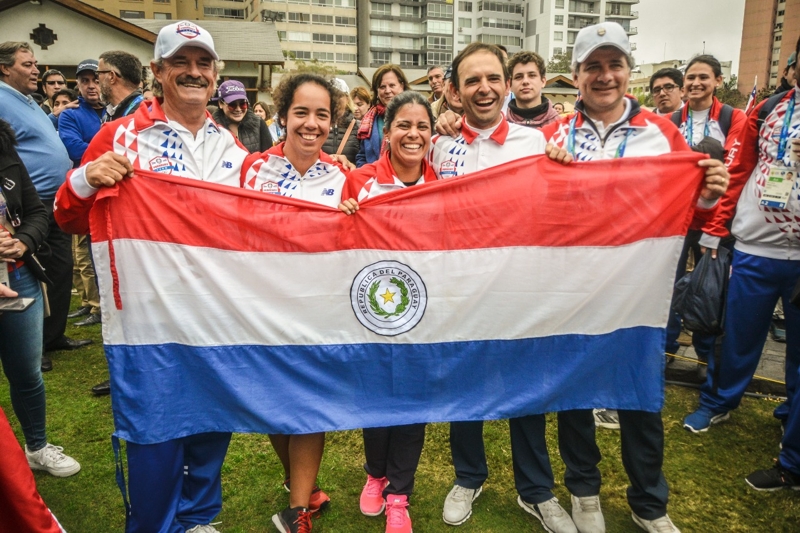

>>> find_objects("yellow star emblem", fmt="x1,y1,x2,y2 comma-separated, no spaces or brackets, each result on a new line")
380,288,396,304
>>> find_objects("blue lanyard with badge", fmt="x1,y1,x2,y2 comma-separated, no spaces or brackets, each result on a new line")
567,114,633,159
760,96,797,209
684,108,710,147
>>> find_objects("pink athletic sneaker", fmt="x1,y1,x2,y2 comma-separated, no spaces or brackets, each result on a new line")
360,474,389,516
385,494,412,533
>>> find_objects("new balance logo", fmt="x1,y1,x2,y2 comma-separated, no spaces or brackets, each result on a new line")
221,161,233,169
321,188,335,196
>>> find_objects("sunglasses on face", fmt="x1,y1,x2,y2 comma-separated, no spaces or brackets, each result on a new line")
226,100,248,109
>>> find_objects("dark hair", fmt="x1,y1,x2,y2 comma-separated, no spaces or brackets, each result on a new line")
370,64,409,106
685,55,723,78
427,65,443,75
496,44,508,56
383,91,435,134
99,50,143,87
450,42,508,91
53,88,78,102
649,68,683,91
507,50,547,79
273,73,338,125
41,68,65,84
253,100,270,119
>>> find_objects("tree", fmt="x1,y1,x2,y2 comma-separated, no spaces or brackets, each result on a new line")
547,50,572,74
716,74,747,109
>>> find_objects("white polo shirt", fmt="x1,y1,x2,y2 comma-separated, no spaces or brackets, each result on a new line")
429,114,547,177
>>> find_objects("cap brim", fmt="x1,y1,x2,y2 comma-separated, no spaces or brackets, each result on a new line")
573,43,630,68
160,42,220,61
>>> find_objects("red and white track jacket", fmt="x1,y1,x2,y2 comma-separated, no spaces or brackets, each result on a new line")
699,89,800,260
344,151,438,201
55,98,248,235
241,143,348,208
541,97,716,228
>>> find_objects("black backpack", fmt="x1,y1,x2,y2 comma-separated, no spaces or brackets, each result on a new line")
670,104,734,138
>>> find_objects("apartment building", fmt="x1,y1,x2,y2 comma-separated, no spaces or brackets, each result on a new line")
738,0,800,93
454,0,526,56
78,0,179,19
525,0,639,64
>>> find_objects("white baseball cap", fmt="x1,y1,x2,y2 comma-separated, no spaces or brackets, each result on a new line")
571,22,631,69
154,21,219,61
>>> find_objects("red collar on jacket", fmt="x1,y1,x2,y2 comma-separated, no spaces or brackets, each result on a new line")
267,142,338,166
372,151,437,185
460,115,510,145
133,97,218,133
678,96,724,124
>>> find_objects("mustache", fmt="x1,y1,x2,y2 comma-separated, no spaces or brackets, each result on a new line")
176,76,209,87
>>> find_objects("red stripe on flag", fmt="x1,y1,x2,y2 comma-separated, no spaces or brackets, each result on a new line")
89,152,705,253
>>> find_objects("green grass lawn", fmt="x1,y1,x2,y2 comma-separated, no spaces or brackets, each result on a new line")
2,298,798,532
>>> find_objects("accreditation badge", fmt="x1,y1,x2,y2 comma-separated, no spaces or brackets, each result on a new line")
760,165,797,209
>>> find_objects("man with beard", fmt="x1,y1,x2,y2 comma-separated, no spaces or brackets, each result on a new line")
98,50,144,124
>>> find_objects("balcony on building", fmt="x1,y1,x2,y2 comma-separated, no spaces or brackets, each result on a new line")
568,0,600,16
605,18,635,34
567,15,596,30
605,2,636,18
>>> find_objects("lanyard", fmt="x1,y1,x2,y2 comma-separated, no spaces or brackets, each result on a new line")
777,95,797,161
684,108,710,147
567,114,633,159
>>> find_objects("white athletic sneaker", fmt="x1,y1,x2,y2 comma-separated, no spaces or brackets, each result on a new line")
593,409,620,430
570,494,605,533
632,512,681,533
442,484,482,525
186,526,221,533
517,496,578,533
25,443,80,477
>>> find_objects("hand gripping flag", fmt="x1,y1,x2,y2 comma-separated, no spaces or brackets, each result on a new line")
89,153,704,444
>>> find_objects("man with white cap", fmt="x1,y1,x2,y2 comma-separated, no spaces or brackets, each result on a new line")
533,22,730,533
54,21,249,533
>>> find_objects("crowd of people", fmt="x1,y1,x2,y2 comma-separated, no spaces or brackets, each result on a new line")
0,16,797,533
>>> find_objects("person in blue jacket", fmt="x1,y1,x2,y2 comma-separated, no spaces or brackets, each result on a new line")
355,64,408,167
58,59,104,166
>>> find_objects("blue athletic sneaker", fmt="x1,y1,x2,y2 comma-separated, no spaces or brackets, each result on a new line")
683,407,730,434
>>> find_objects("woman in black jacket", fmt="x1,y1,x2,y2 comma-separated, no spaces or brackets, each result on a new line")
0,118,80,477
321,88,360,164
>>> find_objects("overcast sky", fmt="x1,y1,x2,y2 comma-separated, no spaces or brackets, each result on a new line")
631,0,747,75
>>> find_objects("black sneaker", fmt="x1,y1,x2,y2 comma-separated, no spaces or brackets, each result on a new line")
745,462,800,491
272,506,313,533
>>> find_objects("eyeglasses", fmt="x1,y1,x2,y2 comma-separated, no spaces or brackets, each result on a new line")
226,100,248,109
652,84,679,95
96,70,117,77
45,80,65,86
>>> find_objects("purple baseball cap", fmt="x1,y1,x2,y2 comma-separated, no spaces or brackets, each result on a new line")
218,80,247,104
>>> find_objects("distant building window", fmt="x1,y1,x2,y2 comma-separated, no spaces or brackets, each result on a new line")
427,20,453,34
478,17,521,30
555,0,564,7
427,3,454,18
371,35,392,47
371,19,392,32
554,31,563,41
554,47,563,55
289,50,312,60
336,53,357,62
480,34,521,47
203,7,244,18
312,14,333,24
458,34,472,45
153,0,170,3
400,53,421,67
427,51,452,65
459,1,473,12
335,0,356,6
288,12,310,22
336,35,357,45
779,10,785,16
336,16,356,26
312,0,333,5
313,52,335,61
554,15,563,25
287,31,311,41
372,51,391,64
427,35,453,50
313,33,334,44
154,12,172,19
371,2,391,15
120,10,145,18
458,17,472,28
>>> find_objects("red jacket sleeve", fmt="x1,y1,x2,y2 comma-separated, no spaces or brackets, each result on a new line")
701,101,762,238
54,122,118,235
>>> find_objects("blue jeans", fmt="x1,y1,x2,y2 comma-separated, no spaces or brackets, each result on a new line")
0,265,47,451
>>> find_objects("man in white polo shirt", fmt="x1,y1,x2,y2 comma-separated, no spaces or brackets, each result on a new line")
432,42,575,531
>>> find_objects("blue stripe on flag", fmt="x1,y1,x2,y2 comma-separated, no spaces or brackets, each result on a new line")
107,326,666,444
